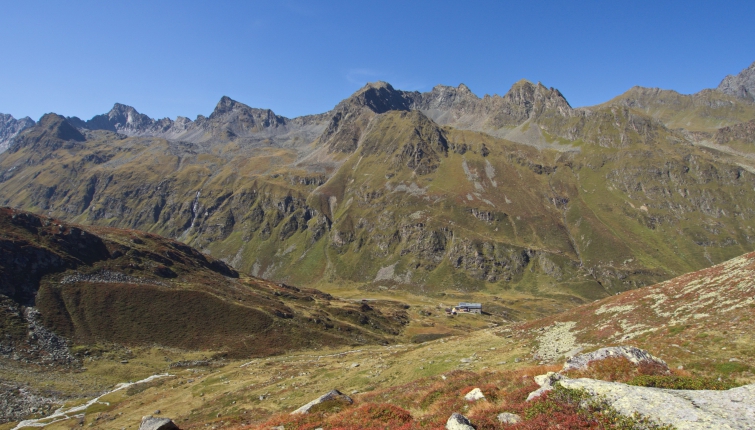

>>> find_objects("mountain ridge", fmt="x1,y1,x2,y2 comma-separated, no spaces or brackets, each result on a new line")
1,62,755,314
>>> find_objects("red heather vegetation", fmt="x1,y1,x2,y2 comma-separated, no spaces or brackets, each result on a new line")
236,364,673,430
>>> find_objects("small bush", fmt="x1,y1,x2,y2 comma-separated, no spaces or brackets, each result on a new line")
714,361,751,375
328,403,413,428
629,375,737,390
307,397,353,414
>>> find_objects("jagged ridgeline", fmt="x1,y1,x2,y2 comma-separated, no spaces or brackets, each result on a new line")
1,62,755,307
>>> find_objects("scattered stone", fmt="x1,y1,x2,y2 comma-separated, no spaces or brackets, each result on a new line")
446,412,475,430
350,363,360,368
291,389,353,414
153,410,161,415
562,346,668,373
464,388,485,401
460,358,472,363
497,412,521,424
271,426,285,430
138,415,179,430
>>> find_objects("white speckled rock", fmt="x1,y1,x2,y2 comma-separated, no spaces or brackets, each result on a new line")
497,412,521,424
464,387,485,401
560,378,755,429
290,389,352,414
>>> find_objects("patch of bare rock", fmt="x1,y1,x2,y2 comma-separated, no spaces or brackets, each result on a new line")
138,415,179,430
445,412,474,430
528,346,755,429
560,379,755,429
291,389,353,414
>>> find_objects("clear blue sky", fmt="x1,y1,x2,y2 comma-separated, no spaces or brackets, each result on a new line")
2,0,754,121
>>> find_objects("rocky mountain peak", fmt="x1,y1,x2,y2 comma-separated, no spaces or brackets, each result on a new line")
8,113,84,153
35,114,86,142
416,84,481,111
457,83,473,94
84,103,156,133
211,95,244,117
0,113,35,153
344,81,412,114
502,79,572,111
717,60,755,101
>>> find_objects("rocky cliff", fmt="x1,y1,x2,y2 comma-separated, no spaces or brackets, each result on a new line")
718,61,755,101
0,114,34,153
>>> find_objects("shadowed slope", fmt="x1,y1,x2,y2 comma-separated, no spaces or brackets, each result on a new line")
0,208,408,361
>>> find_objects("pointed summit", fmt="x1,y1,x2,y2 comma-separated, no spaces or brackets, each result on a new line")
84,103,156,133
0,113,35,153
211,96,244,117
9,113,84,153
502,79,571,110
344,81,412,114
457,83,473,94
718,60,755,101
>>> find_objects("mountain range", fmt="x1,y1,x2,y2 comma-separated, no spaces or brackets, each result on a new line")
1,60,755,428
0,61,754,318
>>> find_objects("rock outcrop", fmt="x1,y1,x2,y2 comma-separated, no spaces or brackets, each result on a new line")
527,345,754,428
291,389,353,414
562,346,668,373
445,412,475,430
463,387,485,401
0,113,34,153
718,61,755,101
138,415,179,430
560,378,755,430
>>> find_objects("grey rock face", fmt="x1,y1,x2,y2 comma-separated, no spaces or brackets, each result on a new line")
445,412,475,430
718,61,755,101
562,346,668,372
138,416,179,430
0,113,35,153
560,378,755,430
290,389,353,414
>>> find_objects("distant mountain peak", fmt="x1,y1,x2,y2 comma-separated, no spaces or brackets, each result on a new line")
211,95,246,117
362,81,394,90
8,113,84,153
0,113,35,153
344,81,411,114
717,60,755,101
